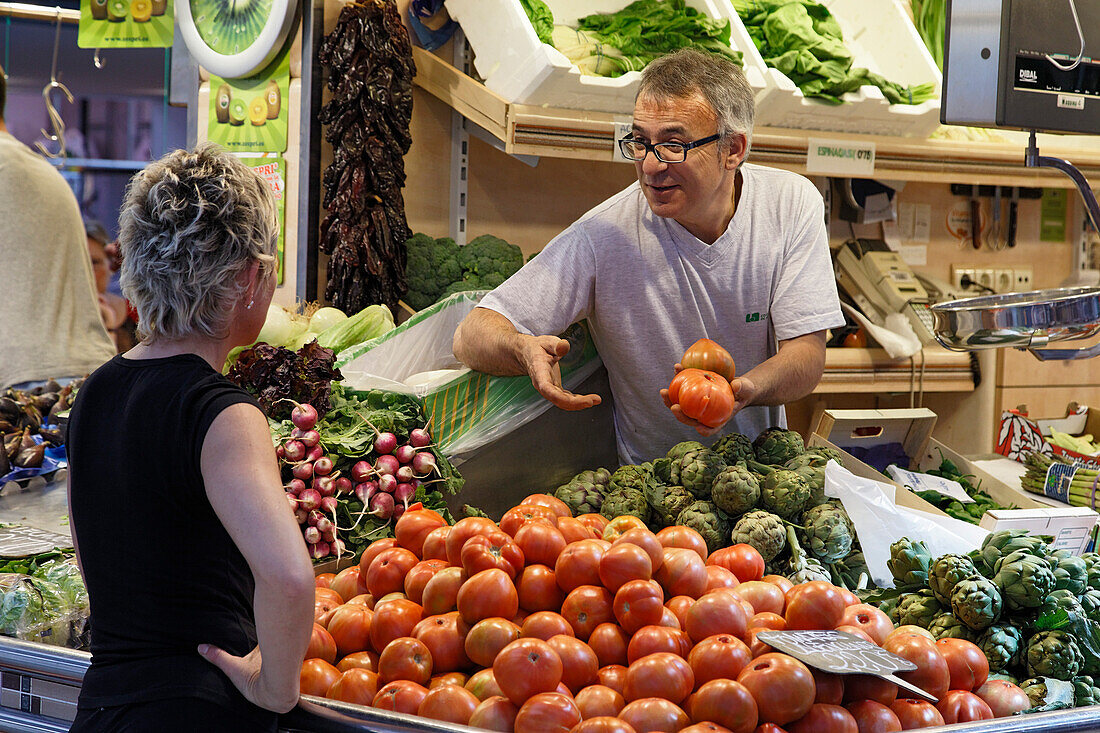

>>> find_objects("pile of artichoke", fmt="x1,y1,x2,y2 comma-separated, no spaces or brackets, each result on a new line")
876,530,1100,709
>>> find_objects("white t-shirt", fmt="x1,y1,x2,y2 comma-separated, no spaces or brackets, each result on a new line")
480,163,844,464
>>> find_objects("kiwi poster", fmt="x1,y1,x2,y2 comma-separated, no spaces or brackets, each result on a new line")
241,156,286,284
78,0,173,48
207,46,290,153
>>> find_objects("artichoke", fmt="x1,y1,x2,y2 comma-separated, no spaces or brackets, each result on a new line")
799,501,855,563
711,433,754,465
1072,675,1100,707
676,500,733,555
1027,630,1083,680
981,529,1048,570
805,445,843,463
554,468,611,516
888,538,934,588
650,457,673,485
927,611,976,641
646,484,695,528
753,428,805,465
786,452,829,470
1049,551,1089,596
758,469,811,522
785,526,831,585
895,589,943,628
711,464,760,516
1036,589,1085,629
667,441,705,462
600,488,651,524
610,464,652,495
950,576,1003,631
1020,676,1076,711
730,510,787,562
1080,589,1100,623
929,554,982,605
881,595,902,626
672,449,727,499
977,624,1024,672
994,549,1057,611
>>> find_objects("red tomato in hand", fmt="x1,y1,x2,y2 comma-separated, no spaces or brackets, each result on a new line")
736,653,816,725
936,690,994,724
889,699,944,729
668,369,736,428
681,338,736,381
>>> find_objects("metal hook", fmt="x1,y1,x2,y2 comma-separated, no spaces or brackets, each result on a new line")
93,48,105,69
1046,0,1085,72
34,8,72,159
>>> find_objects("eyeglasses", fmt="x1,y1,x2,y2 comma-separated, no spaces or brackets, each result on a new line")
618,133,721,163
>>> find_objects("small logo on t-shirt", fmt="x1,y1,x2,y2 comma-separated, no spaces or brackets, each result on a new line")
745,312,767,323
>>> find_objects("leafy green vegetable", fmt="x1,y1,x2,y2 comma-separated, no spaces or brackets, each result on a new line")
520,0,554,45
228,341,342,420
910,0,945,70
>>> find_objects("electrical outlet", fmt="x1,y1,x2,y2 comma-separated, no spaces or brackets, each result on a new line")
994,268,1014,293
976,268,995,290
1014,266,1034,291
951,265,975,291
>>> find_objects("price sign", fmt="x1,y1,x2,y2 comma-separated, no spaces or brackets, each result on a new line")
0,525,72,558
756,630,937,703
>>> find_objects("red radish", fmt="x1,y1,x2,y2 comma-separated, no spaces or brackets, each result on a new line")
299,489,322,512
395,444,416,464
374,432,398,455
299,429,321,448
314,456,334,476
409,428,431,448
322,526,337,543
314,476,336,498
310,542,330,560
370,492,395,520
334,477,353,495
395,465,415,484
292,462,314,481
320,496,339,514
412,452,437,476
394,482,416,508
291,402,319,431
283,440,305,462
288,478,306,494
304,526,321,544
306,444,324,463
378,474,398,494
276,444,286,460
294,509,308,524
393,503,406,521
355,481,377,504
316,516,334,535
307,510,324,526
285,494,298,511
351,461,373,482
375,454,399,476
332,539,346,556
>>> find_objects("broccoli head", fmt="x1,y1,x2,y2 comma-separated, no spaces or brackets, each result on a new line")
438,274,484,301
404,234,463,311
459,235,524,279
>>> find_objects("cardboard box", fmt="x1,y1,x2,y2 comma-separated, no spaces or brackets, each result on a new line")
813,408,938,471
996,402,1100,469
979,507,1098,555
914,438,1048,512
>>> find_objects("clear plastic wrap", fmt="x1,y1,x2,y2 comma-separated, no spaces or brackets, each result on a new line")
0,572,74,647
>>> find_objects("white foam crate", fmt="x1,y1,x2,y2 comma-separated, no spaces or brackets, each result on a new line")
747,0,942,137
443,0,775,115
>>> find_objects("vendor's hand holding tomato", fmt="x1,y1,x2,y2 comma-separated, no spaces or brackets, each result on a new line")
661,339,751,436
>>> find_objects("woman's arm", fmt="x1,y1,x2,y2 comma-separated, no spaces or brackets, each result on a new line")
198,402,315,713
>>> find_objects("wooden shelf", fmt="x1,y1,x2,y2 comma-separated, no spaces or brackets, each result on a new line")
413,46,1100,188
817,346,976,393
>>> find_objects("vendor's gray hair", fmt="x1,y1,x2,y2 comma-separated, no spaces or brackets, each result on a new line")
637,48,755,156
118,143,277,342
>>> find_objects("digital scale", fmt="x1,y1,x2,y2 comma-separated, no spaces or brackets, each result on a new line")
932,0,1100,360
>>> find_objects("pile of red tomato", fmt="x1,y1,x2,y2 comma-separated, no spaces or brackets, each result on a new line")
302,494,1030,732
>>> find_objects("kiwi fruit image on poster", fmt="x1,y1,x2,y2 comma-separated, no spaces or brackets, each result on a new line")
78,0,173,47
206,43,290,153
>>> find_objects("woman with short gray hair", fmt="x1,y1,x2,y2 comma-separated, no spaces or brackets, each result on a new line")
67,143,315,732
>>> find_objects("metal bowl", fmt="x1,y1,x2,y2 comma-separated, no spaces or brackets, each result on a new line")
930,287,1100,351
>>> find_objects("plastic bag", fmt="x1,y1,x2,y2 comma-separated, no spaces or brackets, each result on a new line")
0,573,73,647
336,292,602,458
824,461,989,587
34,558,89,647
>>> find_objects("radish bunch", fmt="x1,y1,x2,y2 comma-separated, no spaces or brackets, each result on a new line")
348,425,439,524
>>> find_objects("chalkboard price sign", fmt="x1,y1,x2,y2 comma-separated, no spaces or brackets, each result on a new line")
756,630,937,703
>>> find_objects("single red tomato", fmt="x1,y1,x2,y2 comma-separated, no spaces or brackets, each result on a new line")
666,595,695,629
500,504,559,537
708,544,765,583
366,547,419,599
464,616,521,668
515,520,568,567
520,492,571,519
421,566,465,616
655,525,708,562
689,678,758,733
787,703,858,733
373,680,429,714
413,611,469,673
624,652,694,704
315,572,336,590
315,587,343,623
493,637,564,705
746,628,774,658
597,664,628,695
556,540,608,593
602,515,649,542
445,516,498,565
404,559,449,606
462,531,526,579
599,542,653,592
577,513,610,535
465,668,506,701
561,585,615,640
784,581,846,631
378,636,432,685
394,507,447,557
330,566,360,604
654,547,707,599
811,668,844,705
613,579,666,635
612,528,665,573
882,635,950,700
421,525,451,562
842,674,897,706
518,564,566,612
763,575,794,594
514,692,582,733
688,633,753,686
469,695,519,732
748,612,787,632
627,625,689,663
845,700,901,733
336,650,379,673
974,680,1030,717
704,564,741,593
838,604,894,646
659,605,683,630
547,634,599,693
935,638,989,692
300,658,342,697
457,568,520,625
736,653,816,725
575,684,626,719
667,368,735,428
306,623,337,664
571,716,637,733
559,516,599,543
429,672,468,688
681,338,736,381
936,690,994,724
522,610,576,641
889,699,944,729
618,697,691,733
326,604,373,657
418,683,480,724
369,598,423,653
326,668,379,705
589,622,630,667
358,538,398,577
685,589,749,644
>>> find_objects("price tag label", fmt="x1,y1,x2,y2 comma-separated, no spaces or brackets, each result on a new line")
1044,462,1079,504
805,138,876,177
0,525,72,558
887,465,975,503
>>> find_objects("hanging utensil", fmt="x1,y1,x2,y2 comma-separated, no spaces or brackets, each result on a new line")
34,8,74,159
1007,187,1019,247
970,185,982,249
988,185,1004,250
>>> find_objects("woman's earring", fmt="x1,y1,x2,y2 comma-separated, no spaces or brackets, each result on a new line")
247,299,254,310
